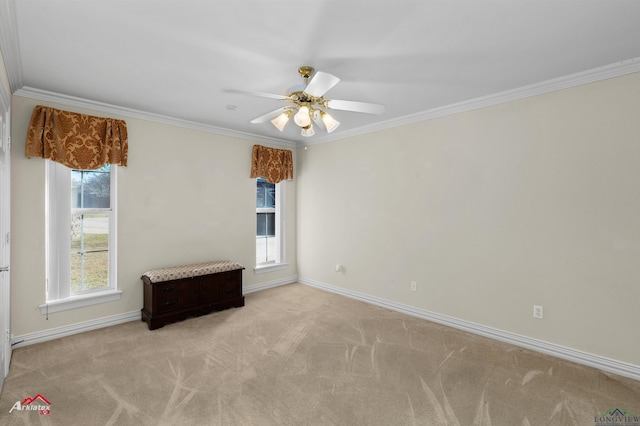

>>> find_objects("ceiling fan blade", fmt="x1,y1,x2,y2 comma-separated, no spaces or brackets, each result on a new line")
225,89,290,101
250,107,289,124
304,71,340,97
325,99,386,115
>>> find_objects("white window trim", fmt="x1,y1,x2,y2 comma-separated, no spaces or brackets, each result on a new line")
44,161,120,314
254,180,288,274
38,289,123,314
254,262,290,275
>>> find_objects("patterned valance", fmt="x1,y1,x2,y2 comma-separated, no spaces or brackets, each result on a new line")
249,144,293,184
25,105,128,170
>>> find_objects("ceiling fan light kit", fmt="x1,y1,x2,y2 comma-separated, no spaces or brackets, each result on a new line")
228,66,385,137
320,110,340,133
293,105,312,127
300,124,315,137
270,110,292,132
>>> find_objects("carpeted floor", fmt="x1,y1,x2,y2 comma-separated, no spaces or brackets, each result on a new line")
0,283,638,425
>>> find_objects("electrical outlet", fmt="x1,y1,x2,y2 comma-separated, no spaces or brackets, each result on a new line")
533,305,544,319
410,281,417,291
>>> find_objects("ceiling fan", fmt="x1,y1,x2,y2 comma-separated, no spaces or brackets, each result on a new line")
227,66,385,137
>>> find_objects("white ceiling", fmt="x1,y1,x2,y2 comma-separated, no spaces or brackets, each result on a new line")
2,0,640,145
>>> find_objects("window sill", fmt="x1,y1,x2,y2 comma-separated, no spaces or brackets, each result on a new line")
39,289,123,315
254,263,289,275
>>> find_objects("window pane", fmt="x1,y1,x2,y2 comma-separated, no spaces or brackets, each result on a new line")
256,178,275,209
72,165,111,209
71,213,109,292
256,236,276,264
256,212,275,236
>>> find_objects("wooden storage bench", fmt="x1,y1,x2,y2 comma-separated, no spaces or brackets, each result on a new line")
141,260,245,330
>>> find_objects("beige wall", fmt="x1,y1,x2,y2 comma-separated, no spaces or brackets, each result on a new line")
297,72,640,366
10,95,297,336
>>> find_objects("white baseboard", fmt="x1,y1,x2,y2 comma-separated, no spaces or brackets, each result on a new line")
11,311,141,349
244,275,298,294
10,276,298,349
298,277,640,382
12,278,638,381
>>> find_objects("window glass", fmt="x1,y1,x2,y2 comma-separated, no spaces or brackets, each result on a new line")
256,178,275,208
70,165,111,293
256,212,275,237
70,213,109,292
71,165,111,209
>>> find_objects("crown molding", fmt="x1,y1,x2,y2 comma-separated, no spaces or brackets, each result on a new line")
0,0,23,93
13,86,297,149
0,75,8,111
306,56,640,146
11,56,640,150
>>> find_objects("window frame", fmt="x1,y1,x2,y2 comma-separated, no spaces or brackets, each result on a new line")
254,179,288,274
40,161,121,315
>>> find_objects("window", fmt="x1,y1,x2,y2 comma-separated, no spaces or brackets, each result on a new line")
42,161,120,314
256,178,276,264
255,178,287,272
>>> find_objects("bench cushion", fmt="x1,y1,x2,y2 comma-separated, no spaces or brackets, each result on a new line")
142,261,244,283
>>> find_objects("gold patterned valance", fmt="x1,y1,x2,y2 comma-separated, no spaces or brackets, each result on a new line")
250,144,293,184
25,105,128,170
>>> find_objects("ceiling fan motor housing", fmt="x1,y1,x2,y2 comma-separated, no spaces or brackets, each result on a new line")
298,66,314,79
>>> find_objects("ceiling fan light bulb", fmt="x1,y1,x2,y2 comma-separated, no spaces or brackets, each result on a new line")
301,124,315,137
321,111,340,133
270,111,291,132
294,106,311,127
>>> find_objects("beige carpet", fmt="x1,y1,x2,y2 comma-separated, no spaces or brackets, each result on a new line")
0,283,638,425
